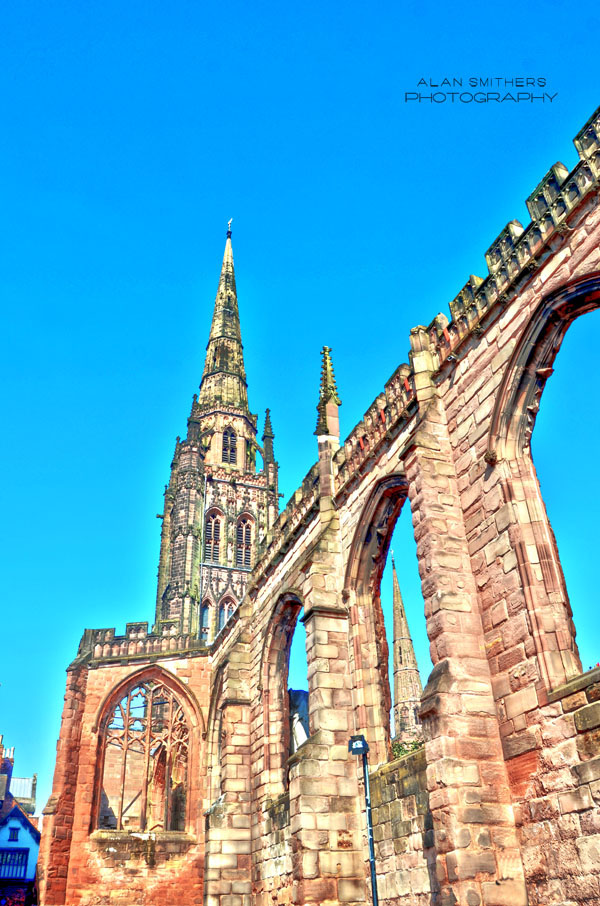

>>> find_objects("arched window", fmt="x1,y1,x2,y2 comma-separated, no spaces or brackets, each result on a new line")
236,517,252,569
200,602,211,642
98,680,189,832
222,428,237,464
205,511,222,563
218,598,236,632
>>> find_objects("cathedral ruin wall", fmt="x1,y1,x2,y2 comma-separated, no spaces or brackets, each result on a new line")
39,105,600,906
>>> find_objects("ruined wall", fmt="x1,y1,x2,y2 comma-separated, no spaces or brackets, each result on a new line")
371,748,436,904
41,106,600,906
39,631,211,906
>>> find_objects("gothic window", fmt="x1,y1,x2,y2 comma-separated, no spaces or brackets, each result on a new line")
398,646,403,665
98,680,189,832
236,517,252,569
218,598,236,632
200,602,210,642
222,428,237,464
205,511,222,563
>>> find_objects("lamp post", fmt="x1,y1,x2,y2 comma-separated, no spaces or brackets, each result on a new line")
348,734,379,906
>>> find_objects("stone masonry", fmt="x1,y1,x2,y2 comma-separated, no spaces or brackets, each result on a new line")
39,105,600,906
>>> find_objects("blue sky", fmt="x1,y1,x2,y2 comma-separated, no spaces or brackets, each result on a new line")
1,0,599,814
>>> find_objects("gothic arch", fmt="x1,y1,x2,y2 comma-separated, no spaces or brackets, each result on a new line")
206,666,226,804
485,275,600,688
205,507,224,564
344,473,411,764
259,591,304,798
92,664,204,735
91,666,204,834
235,512,254,569
217,596,237,633
487,273,600,463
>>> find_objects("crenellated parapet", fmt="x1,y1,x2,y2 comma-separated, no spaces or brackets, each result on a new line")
420,106,600,371
73,622,208,667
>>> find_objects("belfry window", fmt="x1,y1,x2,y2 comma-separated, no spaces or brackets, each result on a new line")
218,598,236,632
98,680,189,832
222,428,237,464
236,517,252,569
205,512,222,563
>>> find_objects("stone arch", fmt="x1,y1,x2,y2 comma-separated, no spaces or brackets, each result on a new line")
487,274,600,463
91,665,203,834
92,664,204,735
485,274,600,688
206,665,226,804
344,473,410,765
259,591,304,799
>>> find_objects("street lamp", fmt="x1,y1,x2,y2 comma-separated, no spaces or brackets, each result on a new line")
348,734,379,906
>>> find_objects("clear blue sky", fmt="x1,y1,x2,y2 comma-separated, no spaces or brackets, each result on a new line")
1,0,599,814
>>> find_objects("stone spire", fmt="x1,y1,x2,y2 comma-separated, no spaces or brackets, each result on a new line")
262,408,275,464
391,556,423,741
315,346,341,438
198,225,249,413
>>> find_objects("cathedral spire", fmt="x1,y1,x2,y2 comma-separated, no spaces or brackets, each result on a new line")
391,556,423,741
198,225,249,413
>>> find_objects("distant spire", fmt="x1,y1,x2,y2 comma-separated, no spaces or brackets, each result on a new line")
315,346,341,436
391,557,423,741
198,227,249,413
262,408,275,464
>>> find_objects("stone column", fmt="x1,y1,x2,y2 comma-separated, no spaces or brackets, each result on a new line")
204,698,253,906
406,328,528,906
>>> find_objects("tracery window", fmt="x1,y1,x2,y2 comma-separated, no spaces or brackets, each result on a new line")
236,517,252,569
222,428,237,464
205,511,222,563
98,680,189,832
218,598,236,632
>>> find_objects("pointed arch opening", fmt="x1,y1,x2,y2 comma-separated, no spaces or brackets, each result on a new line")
486,274,600,688
345,474,429,765
96,678,191,833
217,597,237,634
205,509,223,564
222,428,237,464
200,600,212,643
260,593,309,800
236,515,253,569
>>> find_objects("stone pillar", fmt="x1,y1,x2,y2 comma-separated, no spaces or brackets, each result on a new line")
406,328,528,906
288,603,366,906
205,632,253,906
204,698,252,906
38,664,88,906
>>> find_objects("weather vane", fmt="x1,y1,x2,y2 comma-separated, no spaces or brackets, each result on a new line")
227,218,233,231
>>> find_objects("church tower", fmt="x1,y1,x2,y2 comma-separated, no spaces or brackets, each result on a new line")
392,556,423,741
154,225,279,639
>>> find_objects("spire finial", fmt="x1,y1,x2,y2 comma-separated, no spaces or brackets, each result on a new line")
197,228,249,413
315,346,342,436
227,218,233,238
